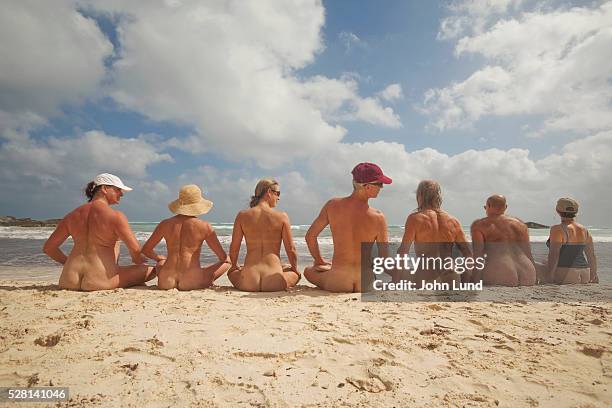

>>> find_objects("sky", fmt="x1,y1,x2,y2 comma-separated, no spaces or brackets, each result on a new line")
1,0,611,226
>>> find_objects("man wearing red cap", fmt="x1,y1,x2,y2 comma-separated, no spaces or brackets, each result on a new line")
304,163,391,292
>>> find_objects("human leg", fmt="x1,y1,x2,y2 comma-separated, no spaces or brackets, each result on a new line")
115,264,156,288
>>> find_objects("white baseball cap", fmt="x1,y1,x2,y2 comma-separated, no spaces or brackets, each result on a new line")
93,173,133,191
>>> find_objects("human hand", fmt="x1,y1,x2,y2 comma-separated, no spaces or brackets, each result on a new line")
314,258,331,267
132,253,147,265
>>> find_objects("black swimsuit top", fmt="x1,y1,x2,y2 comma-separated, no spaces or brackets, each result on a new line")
546,224,589,268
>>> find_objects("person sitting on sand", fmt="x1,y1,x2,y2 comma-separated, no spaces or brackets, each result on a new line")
397,180,472,287
471,195,536,286
142,185,230,290
304,163,391,293
227,179,299,291
537,198,597,284
43,173,156,291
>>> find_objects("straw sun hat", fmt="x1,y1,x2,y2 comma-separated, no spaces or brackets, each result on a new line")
168,184,213,216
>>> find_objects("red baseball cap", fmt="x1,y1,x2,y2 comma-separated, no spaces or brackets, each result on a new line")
351,162,392,184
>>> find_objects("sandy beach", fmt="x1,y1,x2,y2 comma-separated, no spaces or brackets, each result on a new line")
0,279,610,407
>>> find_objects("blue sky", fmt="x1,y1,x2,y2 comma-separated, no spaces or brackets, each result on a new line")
1,0,611,226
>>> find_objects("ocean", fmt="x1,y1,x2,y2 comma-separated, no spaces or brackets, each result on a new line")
1,223,611,283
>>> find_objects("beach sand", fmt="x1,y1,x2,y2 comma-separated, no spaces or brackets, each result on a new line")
0,280,610,407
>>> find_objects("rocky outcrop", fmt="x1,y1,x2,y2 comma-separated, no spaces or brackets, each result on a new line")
0,216,61,227
525,221,549,229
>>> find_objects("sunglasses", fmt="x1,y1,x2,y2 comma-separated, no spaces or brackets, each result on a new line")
270,189,281,197
365,182,383,188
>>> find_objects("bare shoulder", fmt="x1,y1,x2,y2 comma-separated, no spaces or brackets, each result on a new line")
367,206,386,220
407,211,425,221
198,218,213,234
156,218,169,230
235,209,250,221
325,197,343,208
112,208,129,222
573,221,586,230
406,211,426,227
64,203,88,219
471,217,487,229
508,216,528,229
440,210,460,225
278,211,290,222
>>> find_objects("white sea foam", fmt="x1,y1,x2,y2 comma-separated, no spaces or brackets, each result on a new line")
2,226,612,242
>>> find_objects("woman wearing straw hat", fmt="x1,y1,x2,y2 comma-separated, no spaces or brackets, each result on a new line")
228,178,300,291
43,173,156,290
537,197,597,284
142,184,230,290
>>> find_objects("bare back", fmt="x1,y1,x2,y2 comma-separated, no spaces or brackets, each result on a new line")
326,197,386,267
304,196,388,292
400,209,470,285
57,201,134,290
472,215,528,243
236,207,287,274
406,209,465,257
471,215,535,286
228,205,298,292
154,216,210,287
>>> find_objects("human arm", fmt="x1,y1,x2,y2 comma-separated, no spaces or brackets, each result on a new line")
516,219,535,264
454,220,472,258
547,226,562,282
454,220,473,282
228,213,244,269
397,214,416,255
114,211,146,264
205,225,229,263
42,218,70,265
141,222,167,263
374,213,392,278
585,231,598,283
281,213,298,272
305,202,330,266
470,222,485,283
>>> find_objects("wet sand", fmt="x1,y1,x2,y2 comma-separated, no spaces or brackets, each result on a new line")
0,279,610,407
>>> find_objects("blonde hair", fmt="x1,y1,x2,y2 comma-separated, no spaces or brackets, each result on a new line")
250,178,279,207
416,180,442,211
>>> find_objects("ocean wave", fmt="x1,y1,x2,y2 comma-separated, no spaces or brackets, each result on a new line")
3,226,612,242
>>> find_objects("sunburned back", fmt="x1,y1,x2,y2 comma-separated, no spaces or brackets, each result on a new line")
240,207,284,263
67,202,119,248
555,222,588,243
158,216,208,280
412,210,460,257
472,215,534,286
327,198,383,266
475,215,526,242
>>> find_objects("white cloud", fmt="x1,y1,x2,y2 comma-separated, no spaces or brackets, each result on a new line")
438,0,525,40
308,131,612,226
338,31,366,53
298,76,402,128
0,1,112,120
424,1,612,135
377,83,404,102
139,180,171,201
81,0,400,164
0,130,171,185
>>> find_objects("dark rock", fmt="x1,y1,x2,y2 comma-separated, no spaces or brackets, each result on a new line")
0,215,60,227
525,221,549,229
